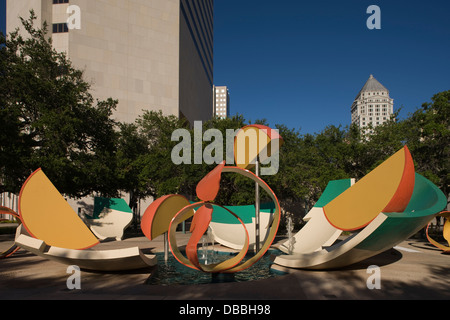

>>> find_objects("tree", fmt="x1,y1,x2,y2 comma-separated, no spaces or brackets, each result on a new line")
0,11,119,197
405,91,449,203
116,110,189,213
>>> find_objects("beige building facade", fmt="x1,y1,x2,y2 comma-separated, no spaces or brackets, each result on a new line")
7,0,214,125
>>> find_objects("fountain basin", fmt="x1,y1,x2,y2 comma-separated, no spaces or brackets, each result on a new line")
146,249,286,286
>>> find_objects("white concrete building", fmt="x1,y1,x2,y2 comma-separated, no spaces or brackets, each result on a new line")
351,75,394,129
213,85,230,119
7,0,214,125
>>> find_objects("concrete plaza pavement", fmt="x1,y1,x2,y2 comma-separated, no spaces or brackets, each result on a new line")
0,229,449,301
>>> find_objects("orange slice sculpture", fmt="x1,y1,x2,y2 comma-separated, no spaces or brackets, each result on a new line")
196,161,225,202
19,169,99,250
234,124,284,170
140,194,193,241
324,146,415,231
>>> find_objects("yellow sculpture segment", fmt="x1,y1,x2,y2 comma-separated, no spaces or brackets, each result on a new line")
141,194,193,240
426,212,450,253
444,215,450,245
234,124,283,170
19,169,99,250
324,146,415,231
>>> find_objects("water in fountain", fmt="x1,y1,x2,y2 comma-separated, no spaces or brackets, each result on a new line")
146,250,286,286
146,231,286,288
200,227,216,265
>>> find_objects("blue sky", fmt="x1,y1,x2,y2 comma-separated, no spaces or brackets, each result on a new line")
0,0,4,36
214,0,450,133
1,1,449,134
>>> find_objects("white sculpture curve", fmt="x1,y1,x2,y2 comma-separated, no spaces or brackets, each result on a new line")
14,225,156,272
274,213,388,270
83,209,133,241
210,212,273,250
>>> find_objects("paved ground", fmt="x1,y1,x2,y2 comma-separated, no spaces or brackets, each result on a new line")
1,229,449,301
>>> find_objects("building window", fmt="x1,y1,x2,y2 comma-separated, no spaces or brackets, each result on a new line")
53,0,69,4
53,23,69,33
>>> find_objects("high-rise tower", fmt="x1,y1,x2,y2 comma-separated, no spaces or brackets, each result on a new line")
213,85,230,119
351,75,394,129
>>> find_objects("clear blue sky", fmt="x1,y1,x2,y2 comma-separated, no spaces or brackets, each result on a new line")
214,0,450,134
0,0,4,36
1,1,449,134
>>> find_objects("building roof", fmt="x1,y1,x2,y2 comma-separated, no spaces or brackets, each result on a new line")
356,75,389,99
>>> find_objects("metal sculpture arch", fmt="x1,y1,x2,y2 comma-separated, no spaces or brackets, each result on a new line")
141,163,281,274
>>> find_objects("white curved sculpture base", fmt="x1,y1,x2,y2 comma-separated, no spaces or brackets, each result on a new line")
278,207,342,254
83,209,133,241
210,212,273,250
14,226,156,272
274,214,388,270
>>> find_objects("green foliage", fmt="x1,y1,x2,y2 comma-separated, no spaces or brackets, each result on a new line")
404,91,449,198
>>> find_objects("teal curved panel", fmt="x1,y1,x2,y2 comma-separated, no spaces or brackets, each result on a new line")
90,197,133,220
315,179,353,208
211,202,276,224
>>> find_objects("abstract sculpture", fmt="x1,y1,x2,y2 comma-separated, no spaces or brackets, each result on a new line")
323,146,415,231
273,146,447,270
141,124,283,273
209,202,276,250
278,179,353,255
11,168,156,271
234,124,283,171
141,162,282,273
20,169,99,250
15,225,156,271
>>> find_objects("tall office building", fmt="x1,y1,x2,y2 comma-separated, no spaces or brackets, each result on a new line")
351,75,394,129
213,85,230,119
6,0,214,125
